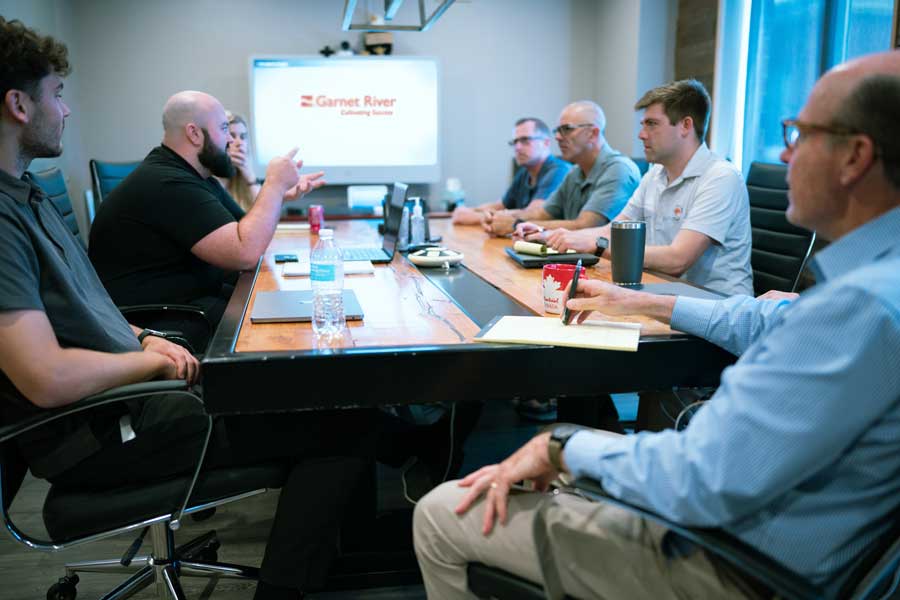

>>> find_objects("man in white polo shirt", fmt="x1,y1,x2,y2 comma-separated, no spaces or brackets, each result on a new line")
542,79,753,296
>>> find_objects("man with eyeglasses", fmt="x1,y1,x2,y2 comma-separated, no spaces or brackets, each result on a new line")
451,117,569,226
413,51,900,599
483,101,640,237
542,79,753,297
89,90,325,327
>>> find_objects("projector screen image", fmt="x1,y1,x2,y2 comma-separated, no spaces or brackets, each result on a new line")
251,56,440,184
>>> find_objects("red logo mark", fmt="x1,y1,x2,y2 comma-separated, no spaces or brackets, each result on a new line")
300,95,313,107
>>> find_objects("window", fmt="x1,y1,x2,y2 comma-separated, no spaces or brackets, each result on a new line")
733,0,894,172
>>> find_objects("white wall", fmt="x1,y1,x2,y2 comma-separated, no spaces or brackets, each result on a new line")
594,0,677,157
3,0,675,217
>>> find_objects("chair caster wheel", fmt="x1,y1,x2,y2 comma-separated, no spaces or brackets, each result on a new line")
47,574,79,600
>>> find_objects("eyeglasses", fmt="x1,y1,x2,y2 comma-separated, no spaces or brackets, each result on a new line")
781,118,860,150
552,123,594,137
507,136,546,147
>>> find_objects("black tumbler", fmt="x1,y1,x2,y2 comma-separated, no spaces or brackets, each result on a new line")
611,221,646,286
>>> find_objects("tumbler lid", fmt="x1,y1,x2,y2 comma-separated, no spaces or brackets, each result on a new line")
611,221,646,230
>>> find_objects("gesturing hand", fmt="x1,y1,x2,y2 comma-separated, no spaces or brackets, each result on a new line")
454,433,558,535
285,170,326,201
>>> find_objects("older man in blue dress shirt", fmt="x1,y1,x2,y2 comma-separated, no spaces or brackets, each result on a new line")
413,50,900,599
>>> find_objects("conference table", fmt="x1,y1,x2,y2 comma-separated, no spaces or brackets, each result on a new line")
201,217,736,415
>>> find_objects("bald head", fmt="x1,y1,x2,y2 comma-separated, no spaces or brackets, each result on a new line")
819,51,900,190
162,90,226,137
563,101,606,134
160,90,233,177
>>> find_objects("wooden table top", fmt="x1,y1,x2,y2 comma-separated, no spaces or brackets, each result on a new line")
234,218,678,353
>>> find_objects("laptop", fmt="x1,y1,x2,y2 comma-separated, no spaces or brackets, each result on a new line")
504,247,600,269
250,290,365,323
340,182,408,263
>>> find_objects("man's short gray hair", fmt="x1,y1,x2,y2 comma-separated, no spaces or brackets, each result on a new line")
568,100,606,134
832,74,900,190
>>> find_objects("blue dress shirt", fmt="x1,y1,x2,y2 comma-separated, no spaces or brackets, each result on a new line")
565,205,900,587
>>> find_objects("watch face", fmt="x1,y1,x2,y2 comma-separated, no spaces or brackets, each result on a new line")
552,423,582,442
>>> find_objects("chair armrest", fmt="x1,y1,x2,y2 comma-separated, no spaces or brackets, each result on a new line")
0,380,210,541
119,304,212,354
573,477,824,600
0,380,194,444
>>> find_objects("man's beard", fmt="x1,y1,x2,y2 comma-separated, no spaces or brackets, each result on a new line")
20,111,63,161
198,128,235,178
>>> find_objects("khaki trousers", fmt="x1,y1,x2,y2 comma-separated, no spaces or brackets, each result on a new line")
413,480,763,599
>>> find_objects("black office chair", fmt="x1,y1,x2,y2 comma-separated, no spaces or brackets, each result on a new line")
1,380,288,600
747,161,816,295
28,167,214,353
467,478,900,600
89,159,140,205
28,167,83,246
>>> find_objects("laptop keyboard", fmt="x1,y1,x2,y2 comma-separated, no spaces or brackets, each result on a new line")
342,247,390,261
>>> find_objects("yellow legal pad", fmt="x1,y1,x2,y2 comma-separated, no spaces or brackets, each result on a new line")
475,316,641,352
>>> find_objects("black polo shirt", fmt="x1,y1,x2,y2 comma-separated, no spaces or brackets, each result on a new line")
89,145,245,325
0,169,142,478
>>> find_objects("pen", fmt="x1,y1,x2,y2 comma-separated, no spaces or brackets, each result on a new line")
561,259,583,326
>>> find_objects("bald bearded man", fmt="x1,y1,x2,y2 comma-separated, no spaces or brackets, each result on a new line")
90,90,325,326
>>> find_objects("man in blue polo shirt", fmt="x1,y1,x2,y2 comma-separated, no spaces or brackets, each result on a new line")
452,117,568,225
413,51,900,599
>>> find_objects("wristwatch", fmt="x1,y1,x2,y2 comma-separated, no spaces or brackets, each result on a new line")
547,424,584,472
594,236,610,257
137,328,169,344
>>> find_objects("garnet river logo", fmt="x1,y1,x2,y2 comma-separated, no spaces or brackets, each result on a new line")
299,94,397,116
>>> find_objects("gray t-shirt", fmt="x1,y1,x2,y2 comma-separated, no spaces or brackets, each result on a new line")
618,144,753,296
0,169,141,478
542,143,640,221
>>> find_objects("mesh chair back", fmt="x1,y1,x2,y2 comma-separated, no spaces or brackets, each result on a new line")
89,159,139,204
29,167,81,241
747,161,815,295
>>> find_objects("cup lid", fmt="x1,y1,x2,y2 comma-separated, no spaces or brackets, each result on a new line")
612,221,645,230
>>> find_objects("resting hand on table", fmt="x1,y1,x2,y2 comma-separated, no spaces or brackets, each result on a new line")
454,432,559,535
512,221,546,242
565,279,677,325
543,228,597,254
482,210,519,237
756,290,799,302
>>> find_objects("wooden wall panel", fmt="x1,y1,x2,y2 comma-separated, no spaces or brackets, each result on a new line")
674,0,719,94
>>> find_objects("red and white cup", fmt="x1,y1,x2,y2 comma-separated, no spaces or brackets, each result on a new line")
308,204,324,234
541,263,577,314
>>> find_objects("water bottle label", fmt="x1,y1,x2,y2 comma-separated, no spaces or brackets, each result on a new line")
310,263,336,282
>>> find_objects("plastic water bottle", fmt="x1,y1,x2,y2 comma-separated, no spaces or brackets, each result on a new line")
310,229,345,338
397,202,411,252
410,197,425,246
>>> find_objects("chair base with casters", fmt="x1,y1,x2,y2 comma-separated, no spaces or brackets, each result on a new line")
1,381,288,600
465,479,900,600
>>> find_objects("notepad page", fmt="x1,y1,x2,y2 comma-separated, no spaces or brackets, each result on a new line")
478,316,641,352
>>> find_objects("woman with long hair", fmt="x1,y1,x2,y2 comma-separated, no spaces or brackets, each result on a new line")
219,112,260,211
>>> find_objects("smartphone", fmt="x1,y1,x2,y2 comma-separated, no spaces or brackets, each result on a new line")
561,259,583,326
274,254,299,263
